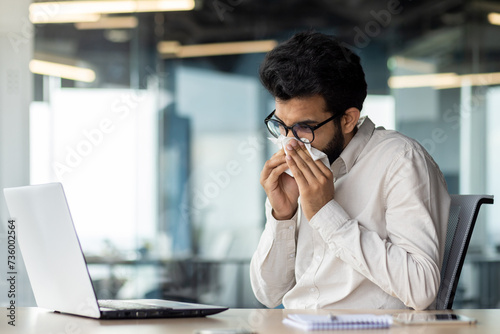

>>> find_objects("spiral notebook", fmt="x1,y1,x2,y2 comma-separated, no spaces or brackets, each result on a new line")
283,313,393,330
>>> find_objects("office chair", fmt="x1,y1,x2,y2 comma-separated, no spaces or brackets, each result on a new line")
435,194,494,310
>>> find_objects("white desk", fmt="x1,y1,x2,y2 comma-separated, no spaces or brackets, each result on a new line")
2,308,496,334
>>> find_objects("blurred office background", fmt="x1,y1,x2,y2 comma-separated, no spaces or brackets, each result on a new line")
0,0,499,308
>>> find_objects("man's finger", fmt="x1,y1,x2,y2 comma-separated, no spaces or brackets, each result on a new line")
285,141,318,181
285,152,309,188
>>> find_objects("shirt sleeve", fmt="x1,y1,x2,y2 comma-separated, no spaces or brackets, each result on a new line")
309,147,450,310
249,198,298,308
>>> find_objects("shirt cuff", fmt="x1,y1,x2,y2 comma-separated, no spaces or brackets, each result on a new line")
308,199,351,243
265,198,298,240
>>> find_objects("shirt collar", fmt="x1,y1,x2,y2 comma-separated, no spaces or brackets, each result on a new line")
331,116,375,179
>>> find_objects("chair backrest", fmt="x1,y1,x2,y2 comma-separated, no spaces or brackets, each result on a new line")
435,194,494,310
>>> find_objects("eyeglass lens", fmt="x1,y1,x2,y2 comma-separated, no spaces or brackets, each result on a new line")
266,120,314,143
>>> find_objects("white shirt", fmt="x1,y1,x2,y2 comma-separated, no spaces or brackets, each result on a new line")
250,117,450,310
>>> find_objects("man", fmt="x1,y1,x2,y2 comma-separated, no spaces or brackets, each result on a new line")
250,31,450,310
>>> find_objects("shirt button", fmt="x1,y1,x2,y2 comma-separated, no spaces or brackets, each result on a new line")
310,288,316,293
315,255,321,261
288,225,293,230
289,254,295,258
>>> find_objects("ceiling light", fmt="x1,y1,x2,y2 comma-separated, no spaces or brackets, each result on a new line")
389,72,500,89
488,12,500,26
462,72,500,86
29,60,96,83
31,13,102,24
388,73,460,89
157,40,278,58
75,16,138,29
30,0,195,24
387,56,436,73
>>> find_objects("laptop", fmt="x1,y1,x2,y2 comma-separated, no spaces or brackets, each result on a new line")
3,182,228,319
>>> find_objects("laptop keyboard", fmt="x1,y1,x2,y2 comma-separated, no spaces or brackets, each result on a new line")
98,300,172,310
97,299,226,319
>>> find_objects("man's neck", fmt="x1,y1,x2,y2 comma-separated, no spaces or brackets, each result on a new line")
343,126,358,149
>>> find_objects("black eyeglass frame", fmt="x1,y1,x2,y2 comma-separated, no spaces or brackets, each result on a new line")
264,109,343,144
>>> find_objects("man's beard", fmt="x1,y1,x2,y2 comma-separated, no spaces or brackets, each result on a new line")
322,122,345,165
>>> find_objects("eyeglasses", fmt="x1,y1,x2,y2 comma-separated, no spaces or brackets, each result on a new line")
264,110,342,144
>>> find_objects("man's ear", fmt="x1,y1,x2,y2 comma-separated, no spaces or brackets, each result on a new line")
341,108,361,134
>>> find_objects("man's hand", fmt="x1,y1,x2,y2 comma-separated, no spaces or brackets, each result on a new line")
260,149,300,220
285,140,334,221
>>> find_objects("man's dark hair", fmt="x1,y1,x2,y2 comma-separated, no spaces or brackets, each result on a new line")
259,31,367,115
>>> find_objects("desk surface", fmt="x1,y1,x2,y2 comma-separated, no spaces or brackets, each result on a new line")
2,308,497,334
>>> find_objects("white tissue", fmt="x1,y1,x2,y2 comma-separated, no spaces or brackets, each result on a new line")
268,135,331,177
